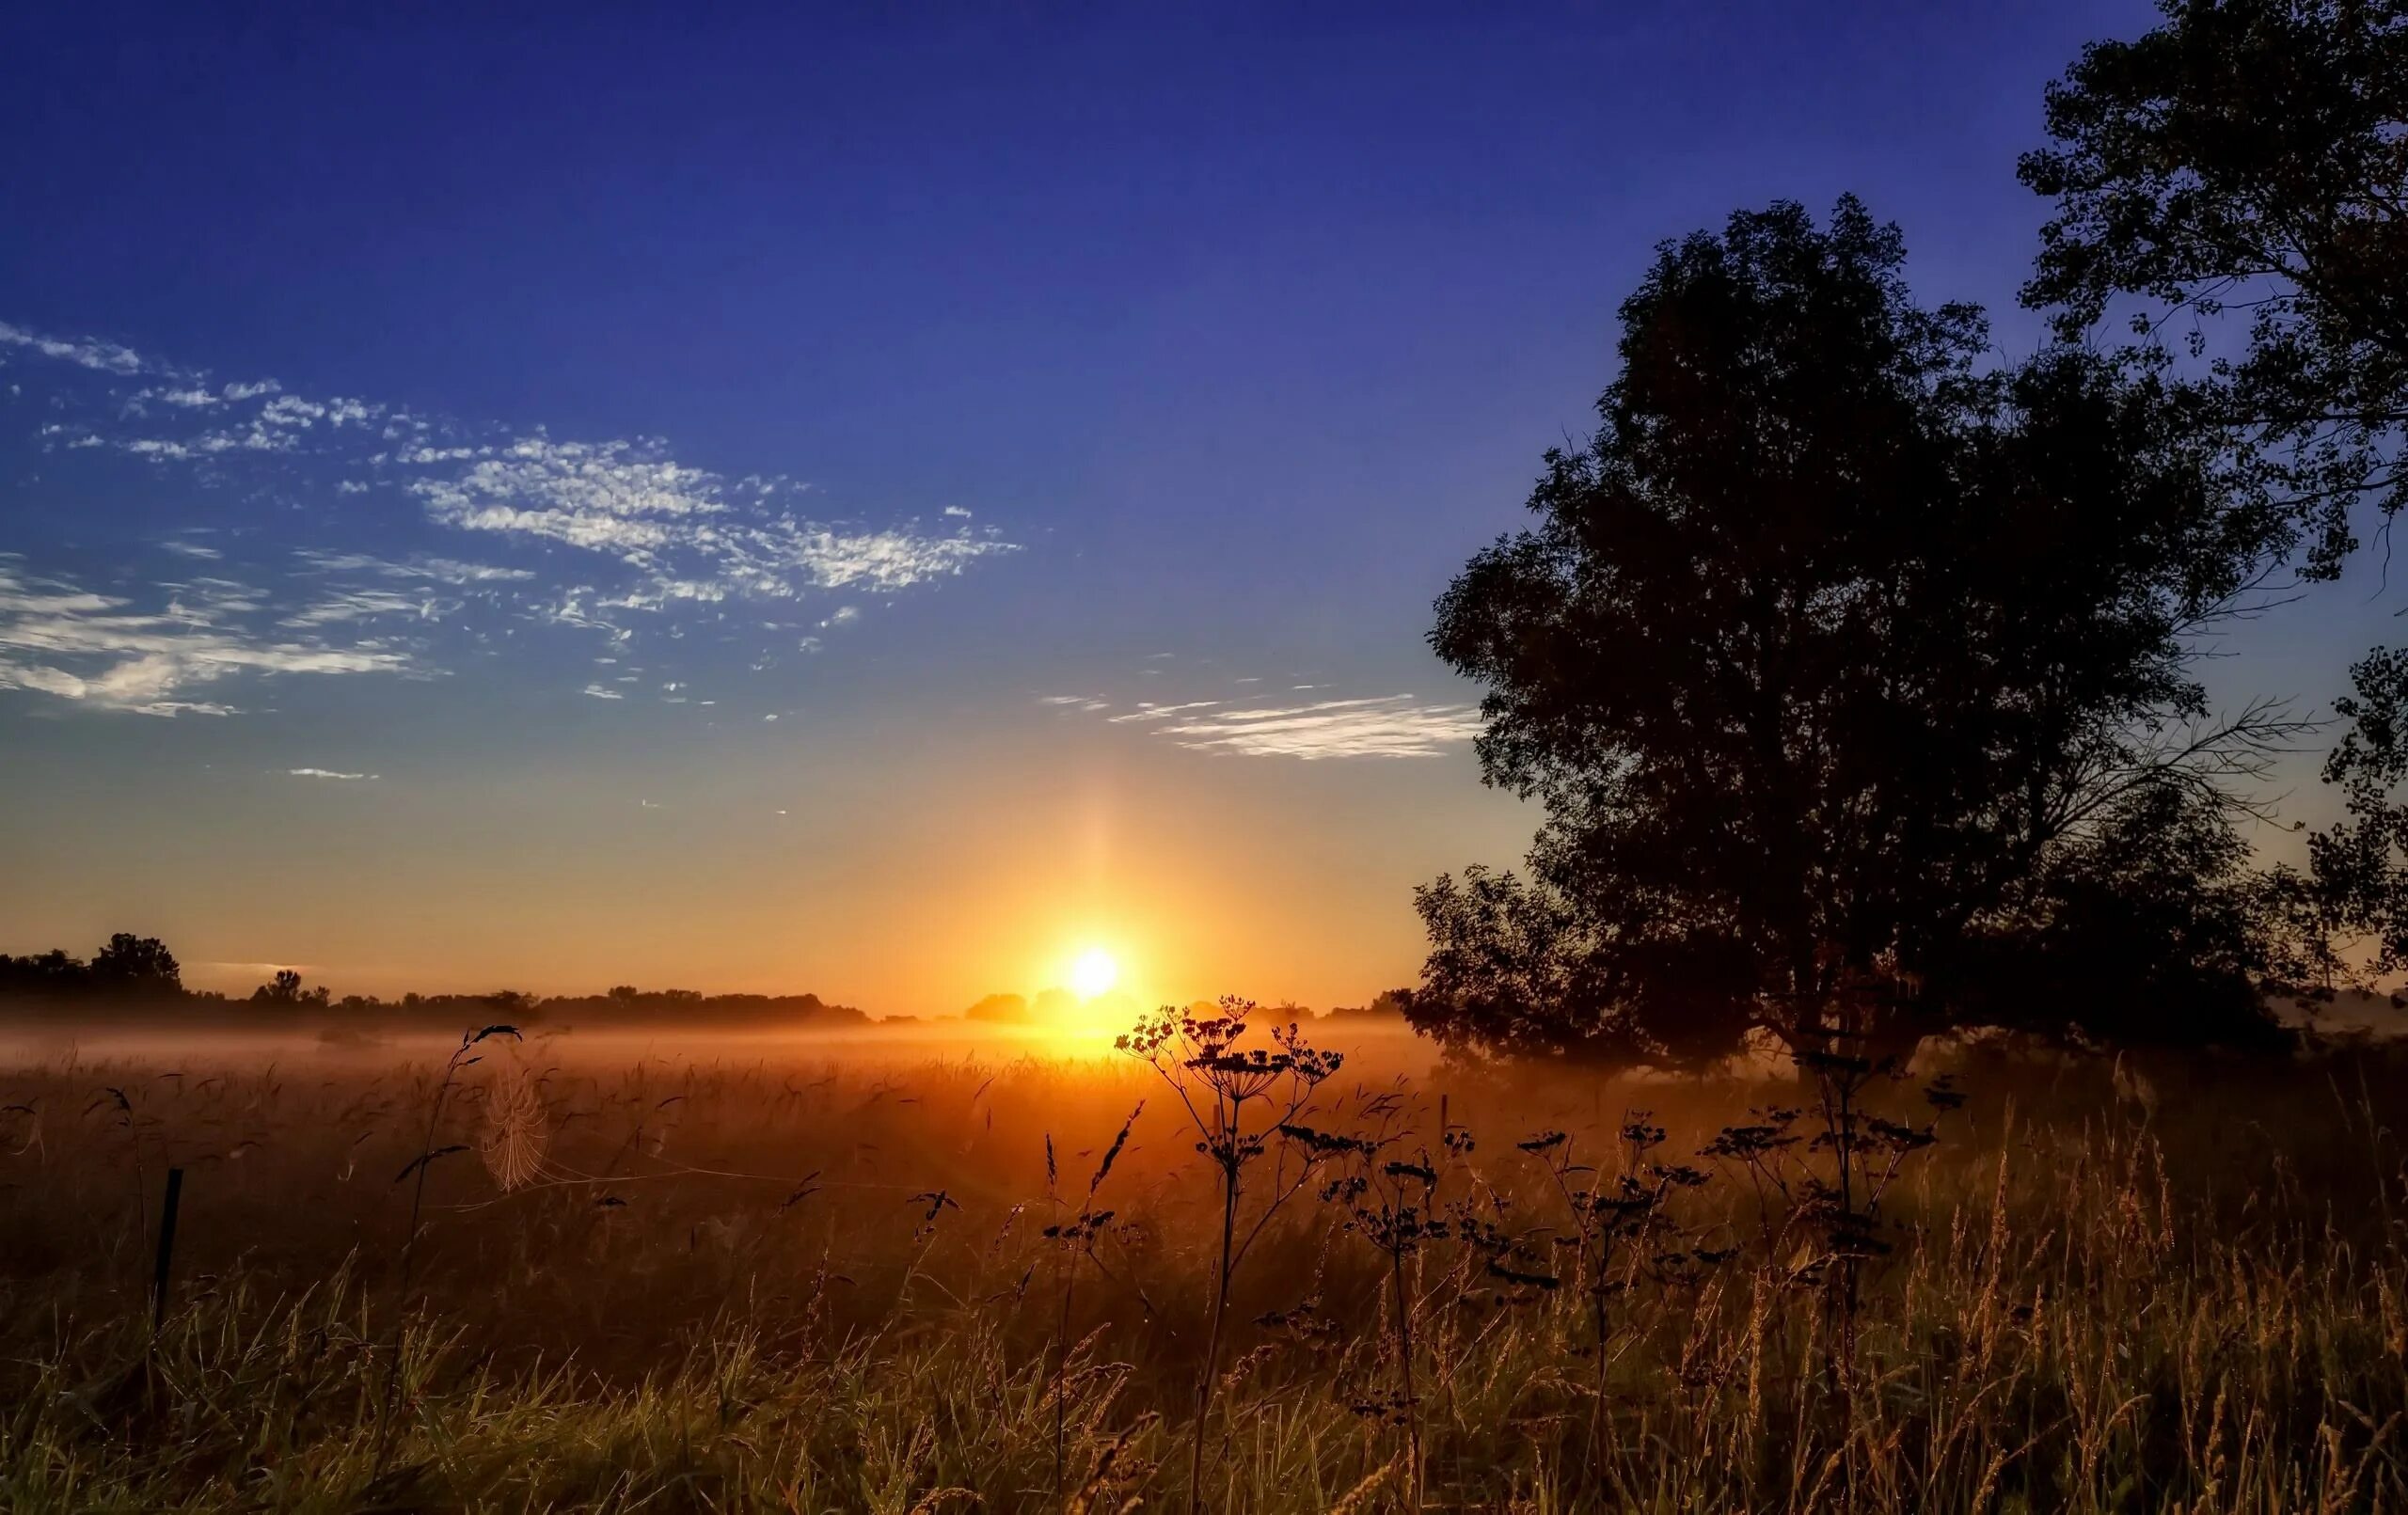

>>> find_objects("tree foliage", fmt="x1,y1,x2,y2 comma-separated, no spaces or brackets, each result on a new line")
0,933,182,1002
1409,197,2304,1067
2020,0,2405,573
252,968,330,1008
2022,0,2408,972
2309,648,2408,970
90,932,182,994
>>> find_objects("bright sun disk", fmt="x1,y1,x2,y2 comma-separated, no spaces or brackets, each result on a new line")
1069,947,1119,999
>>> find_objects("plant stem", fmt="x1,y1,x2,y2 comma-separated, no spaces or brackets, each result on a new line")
1190,1154,1240,1515
1393,1243,1420,1508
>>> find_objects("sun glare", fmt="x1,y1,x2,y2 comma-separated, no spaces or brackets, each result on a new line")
1069,947,1120,999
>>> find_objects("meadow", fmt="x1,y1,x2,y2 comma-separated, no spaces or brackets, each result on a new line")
2,1012,2404,1513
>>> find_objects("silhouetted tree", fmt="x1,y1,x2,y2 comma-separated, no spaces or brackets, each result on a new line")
2023,1,2408,963
0,934,189,1002
964,992,1032,1024
2021,0,2405,571
250,969,329,1008
1411,197,2305,1067
1932,780,2323,1049
0,948,91,999
1413,866,1754,1068
89,933,182,998
2306,648,2408,971
1322,989,1412,1021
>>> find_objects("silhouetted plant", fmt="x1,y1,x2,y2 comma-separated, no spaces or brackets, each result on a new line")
1118,998,1342,1514
1701,1105,1805,1254
87,1083,149,1264
1291,1098,1471,1506
379,1022,519,1466
1040,1102,1141,1501
1778,1026,1958,1404
1516,1112,1711,1458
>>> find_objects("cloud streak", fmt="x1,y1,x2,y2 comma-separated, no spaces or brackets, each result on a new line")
0,319,144,375
1159,695,1483,758
0,315,1016,713
0,560,414,716
16,325,1017,613
1050,686,1482,759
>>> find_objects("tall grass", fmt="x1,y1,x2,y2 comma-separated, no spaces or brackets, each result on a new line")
0,1029,2403,1510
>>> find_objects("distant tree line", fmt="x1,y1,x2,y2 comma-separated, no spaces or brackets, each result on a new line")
1409,0,2406,1069
0,935,865,1027
0,934,192,1002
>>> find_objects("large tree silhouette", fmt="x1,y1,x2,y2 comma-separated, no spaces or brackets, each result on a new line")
2022,0,2408,976
2020,0,2404,570
1410,197,2305,1068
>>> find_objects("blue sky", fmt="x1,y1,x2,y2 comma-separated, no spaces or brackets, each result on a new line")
4,1,2387,1011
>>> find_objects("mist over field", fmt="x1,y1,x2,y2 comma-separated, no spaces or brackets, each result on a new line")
5,1013,2408,1510
0,1006,1438,1074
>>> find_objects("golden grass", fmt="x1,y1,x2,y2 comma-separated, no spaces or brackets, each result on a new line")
1,1030,2403,1511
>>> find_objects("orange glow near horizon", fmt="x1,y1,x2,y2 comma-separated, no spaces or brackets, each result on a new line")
1031,943,1130,1044
20,742,1514,1019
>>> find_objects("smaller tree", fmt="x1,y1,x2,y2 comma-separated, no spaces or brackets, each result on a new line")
1403,866,1755,1068
89,933,182,998
2305,647,2408,974
0,948,90,999
252,969,328,1007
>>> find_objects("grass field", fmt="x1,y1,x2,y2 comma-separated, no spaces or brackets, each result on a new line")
3,1016,2404,1512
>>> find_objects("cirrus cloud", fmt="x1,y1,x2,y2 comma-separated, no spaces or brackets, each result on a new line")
0,560,414,717
1050,685,1482,759
1,315,1022,713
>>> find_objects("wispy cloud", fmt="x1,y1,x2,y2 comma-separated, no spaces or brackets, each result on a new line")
1108,700,1221,723
278,587,440,628
288,766,378,781
3,316,1018,696
92,392,1011,608
293,549,534,586
0,560,413,716
1160,695,1482,758
0,319,144,375
1045,685,1481,759
403,436,1013,606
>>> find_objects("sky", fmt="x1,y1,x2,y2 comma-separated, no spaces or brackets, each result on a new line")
4,1,2399,1015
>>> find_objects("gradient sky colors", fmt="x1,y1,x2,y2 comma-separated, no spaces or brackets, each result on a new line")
4,2,2397,1014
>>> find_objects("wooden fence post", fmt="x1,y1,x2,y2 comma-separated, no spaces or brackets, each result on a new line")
150,1166,184,1334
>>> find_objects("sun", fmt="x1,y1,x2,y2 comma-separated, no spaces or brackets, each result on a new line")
1068,947,1120,1000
